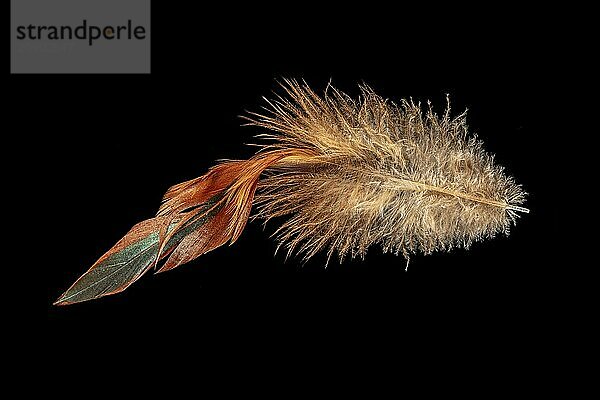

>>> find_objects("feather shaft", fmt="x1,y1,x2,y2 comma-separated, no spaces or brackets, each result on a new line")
375,173,529,212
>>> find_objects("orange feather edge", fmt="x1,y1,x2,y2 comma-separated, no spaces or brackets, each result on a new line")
54,149,312,305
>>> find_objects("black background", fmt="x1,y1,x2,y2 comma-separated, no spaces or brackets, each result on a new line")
9,1,566,393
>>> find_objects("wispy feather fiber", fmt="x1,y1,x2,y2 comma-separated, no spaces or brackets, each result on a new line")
250,81,527,261
54,80,527,305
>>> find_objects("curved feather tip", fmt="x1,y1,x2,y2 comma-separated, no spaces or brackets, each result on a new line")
54,150,307,305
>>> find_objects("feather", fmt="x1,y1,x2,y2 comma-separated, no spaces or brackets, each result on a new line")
54,80,528,305
249,80,528,262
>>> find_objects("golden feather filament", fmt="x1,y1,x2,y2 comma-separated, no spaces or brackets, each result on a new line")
54,80,528,305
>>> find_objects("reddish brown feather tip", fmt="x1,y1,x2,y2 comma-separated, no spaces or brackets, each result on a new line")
54,149,310,305
53,218,165,306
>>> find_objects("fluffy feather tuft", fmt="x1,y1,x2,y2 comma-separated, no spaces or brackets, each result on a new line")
249,80,528,262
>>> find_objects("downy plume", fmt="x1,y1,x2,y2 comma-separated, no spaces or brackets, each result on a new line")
54,80,528,305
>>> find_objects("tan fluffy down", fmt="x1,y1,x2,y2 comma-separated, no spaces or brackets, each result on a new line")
247,80,528,262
